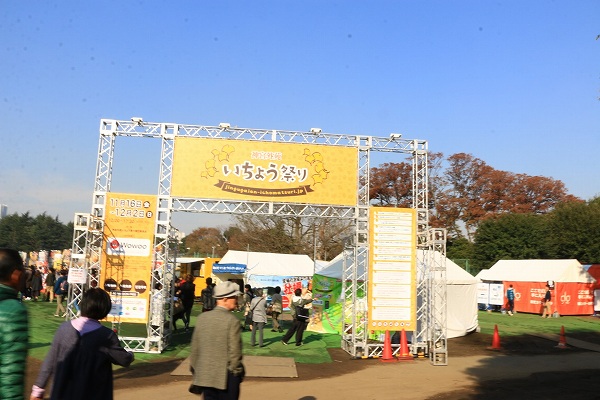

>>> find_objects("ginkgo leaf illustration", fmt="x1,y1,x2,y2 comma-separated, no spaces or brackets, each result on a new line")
314,160,324,173
207,167,218,177
200,171,208,178
222,144,235,154
312,152,323,162
313,174,324,185
303,148,312,156
305,154,315,164
211,149,220,157
319,169,329,179
205,159,215,169
218,151,229,162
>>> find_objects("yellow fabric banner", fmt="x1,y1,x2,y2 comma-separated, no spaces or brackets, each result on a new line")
100,193,157,324
171,137,358,206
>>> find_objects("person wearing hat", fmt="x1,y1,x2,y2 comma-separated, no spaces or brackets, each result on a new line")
189,281,245,399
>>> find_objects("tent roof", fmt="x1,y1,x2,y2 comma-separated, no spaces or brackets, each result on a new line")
316,250,476,284
583,264,600,282
416,250,477,284
216,250,314,276
483,259,595,283
475,269,492,281
315,252,367,279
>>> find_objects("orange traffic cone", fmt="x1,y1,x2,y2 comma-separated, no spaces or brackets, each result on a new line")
556,325,567,349
487,324,501,350
397,329,414,361
380,330,397,362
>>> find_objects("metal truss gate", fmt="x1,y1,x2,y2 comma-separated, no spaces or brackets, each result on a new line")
68,119,446,361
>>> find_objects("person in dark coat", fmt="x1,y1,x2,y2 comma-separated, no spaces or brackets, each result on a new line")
0,248,28,400
31,288,134,400
179,274,196,331
31,269,43,301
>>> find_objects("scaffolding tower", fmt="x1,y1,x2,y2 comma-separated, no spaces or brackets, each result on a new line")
69,118,446,362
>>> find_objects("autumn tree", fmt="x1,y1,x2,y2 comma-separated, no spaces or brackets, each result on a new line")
369,152,444,210
434,153,579,240
369,161,413,207
226,214,352,261
183,227,228,257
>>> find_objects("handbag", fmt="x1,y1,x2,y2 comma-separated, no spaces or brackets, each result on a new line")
266,304,273,316
173,299,184,315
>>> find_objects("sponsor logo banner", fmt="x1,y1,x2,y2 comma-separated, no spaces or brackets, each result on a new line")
100,193,157,323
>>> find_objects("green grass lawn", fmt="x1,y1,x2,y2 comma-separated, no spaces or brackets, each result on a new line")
25,300,341,365
478,310,600,337
26,300,600,367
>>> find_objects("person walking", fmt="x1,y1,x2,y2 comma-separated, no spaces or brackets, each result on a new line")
189,281,245,400
54,269,68,317
506,284,515,316
270,286,284,333
31,269,43,301
281,287,313,347
541,284,553,318
201,277,215,312
30,288,134,400
242,284,254,330
179,274,196,331
0,248,28,400
250,288,267,347
44,267,56,302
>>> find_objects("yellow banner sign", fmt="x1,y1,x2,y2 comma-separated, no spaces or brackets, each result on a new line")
100,193,157,324
368,207,417,331
170,137,358,206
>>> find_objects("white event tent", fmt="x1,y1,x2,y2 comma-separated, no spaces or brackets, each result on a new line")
311,250,478,338
212,250,315,290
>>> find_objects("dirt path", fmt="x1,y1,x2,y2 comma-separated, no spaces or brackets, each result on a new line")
113,351,600,400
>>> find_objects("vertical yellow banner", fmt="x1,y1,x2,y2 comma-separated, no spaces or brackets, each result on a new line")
100,193,157,323
368,207,416,331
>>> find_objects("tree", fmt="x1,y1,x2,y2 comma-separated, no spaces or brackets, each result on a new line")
369,161,413,207
546,197,600,263
472,213,550,271
183,227,227,257
434,153,580,240
0,212,72,251
226,214,352,261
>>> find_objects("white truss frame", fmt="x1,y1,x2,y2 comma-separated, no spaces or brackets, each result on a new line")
69,118,446,363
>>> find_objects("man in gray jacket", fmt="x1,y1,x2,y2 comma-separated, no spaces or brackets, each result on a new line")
189,281,244,399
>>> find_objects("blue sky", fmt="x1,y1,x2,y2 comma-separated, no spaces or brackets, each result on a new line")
1,1,599,235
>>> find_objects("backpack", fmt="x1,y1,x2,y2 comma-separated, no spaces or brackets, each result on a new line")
59,279,68,294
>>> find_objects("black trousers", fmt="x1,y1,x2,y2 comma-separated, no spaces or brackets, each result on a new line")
282,319,308,345
200,372,241,400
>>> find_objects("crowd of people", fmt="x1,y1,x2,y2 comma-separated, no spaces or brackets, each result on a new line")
1,246,315,400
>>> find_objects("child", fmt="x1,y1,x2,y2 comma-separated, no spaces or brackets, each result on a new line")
31,288,134,400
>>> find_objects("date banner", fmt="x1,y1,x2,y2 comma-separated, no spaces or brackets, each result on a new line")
170,137,358,206
100,192,157,323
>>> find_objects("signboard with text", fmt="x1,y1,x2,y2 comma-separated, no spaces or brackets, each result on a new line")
170,137,358,206
100,193,157,323
367,207,417,331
